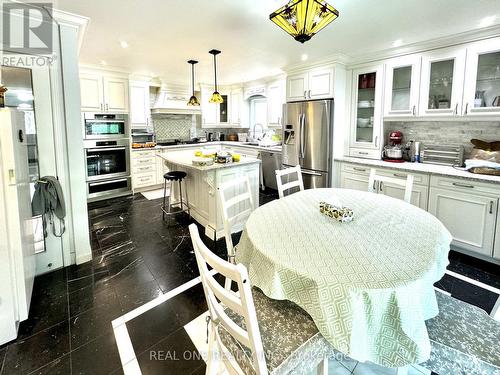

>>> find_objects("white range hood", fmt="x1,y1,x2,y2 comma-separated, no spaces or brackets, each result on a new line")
151,85,201,115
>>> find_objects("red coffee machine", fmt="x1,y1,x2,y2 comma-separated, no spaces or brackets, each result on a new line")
383,131,404,162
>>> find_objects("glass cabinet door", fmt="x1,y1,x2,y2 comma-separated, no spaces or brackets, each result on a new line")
419,48,466,116
219,94,228,123
463,38,500,116
384,55,421,117
351,65,383,149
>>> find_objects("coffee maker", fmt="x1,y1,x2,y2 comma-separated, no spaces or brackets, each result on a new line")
383,131,404,163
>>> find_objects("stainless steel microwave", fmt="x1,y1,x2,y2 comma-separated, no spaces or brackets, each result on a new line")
83,113,129,140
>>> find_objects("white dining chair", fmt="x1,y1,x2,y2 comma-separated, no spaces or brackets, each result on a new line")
188,223,332,375
217,176,255,288
275,165,304,199
368,168,414,204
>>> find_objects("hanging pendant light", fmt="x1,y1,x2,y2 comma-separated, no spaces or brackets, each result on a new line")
187,60,200,106
270,0,339,43
208,49,223,104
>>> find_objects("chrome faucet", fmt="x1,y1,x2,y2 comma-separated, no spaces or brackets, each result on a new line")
250,123,264,141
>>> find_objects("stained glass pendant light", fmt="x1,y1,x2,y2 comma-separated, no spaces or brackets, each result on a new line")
208,49,223,104
270,0,339,43
187,60,200,106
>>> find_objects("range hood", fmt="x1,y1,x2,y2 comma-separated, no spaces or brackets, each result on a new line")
151,85,201,115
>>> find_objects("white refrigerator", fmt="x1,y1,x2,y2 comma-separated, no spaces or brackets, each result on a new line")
0,109,36,344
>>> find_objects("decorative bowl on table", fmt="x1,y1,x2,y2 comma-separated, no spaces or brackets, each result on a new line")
192,157,214,167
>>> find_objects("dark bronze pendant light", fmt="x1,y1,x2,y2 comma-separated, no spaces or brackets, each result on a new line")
208,49,223,104
187,60,200,106
270,0,339,43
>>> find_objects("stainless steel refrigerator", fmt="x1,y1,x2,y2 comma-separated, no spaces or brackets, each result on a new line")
281,100,333,189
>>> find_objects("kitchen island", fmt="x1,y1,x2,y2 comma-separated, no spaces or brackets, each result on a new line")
157,150,261,240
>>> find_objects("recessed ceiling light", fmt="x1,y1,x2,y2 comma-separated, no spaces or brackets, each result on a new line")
392,39,403,47
120,40,129,48
301,54,308,61
100,60,107,66
478,15,497,28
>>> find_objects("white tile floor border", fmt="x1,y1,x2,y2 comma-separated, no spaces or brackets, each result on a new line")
112,267,500,374
111,270,216,375
141,188,168,201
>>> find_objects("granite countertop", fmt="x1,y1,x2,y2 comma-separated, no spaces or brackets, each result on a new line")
337,156,500,184
132,141,282,153
157,150,261,171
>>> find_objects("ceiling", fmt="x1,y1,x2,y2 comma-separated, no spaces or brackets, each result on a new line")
53,0,500,86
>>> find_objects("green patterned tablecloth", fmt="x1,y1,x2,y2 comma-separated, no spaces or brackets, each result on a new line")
236,188,452,368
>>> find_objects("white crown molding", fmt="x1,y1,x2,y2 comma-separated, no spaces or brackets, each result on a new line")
283,24,500,73
51,9,89,55
79,63,131,76
283,53,349,73
348,23,500,66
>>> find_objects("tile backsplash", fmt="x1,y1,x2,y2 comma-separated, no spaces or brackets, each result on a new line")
152,114,194,141
384,121,500,157
152,114,247,141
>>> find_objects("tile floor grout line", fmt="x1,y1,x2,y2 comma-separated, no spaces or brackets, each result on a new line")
445,269,500,294
66,267,73,375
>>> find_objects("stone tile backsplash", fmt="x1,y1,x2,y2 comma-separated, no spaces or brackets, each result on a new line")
152,114,246,141
384,121,500,157
153,114,194,141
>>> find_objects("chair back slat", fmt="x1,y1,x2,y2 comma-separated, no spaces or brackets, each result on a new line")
275,165,304,198
217,176,255,266
368,168,414,204
189,224,268,374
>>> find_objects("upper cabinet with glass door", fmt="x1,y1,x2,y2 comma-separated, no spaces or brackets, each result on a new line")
350,65,384,153
419,47,466,116
463,37,500,117
384,55,421,117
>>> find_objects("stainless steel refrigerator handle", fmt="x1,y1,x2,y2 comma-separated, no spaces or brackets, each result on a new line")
300,113,305,159
301,170,322,176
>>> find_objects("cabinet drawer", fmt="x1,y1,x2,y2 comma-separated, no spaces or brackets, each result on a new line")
133,172,157,187
132,150,156,159
132,156,156,166
376,169,429,186
133,164,156,174
349,148,381,159
430,176,500,195
341,163,371,176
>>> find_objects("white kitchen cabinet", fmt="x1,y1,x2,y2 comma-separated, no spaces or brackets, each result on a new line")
494,207,500,261
462,37,500,117
80,71,129,113
384,55,422,117
230,88,243,126
201,85,245,128
131,149,160,190
80,72,104,112
129,81,151,128
286,66,334,102
286,72,308,101
349,64,384,157
340,170,369,191
378,179,428,210
428,177,498,257
103,76,129,112
340,163,428,209
308,68,335,99
267,80,285,126
418,47,466,117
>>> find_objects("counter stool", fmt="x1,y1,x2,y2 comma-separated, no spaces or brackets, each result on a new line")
162,171,190,220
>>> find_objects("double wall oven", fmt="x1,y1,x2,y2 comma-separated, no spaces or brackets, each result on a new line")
83,113,132,201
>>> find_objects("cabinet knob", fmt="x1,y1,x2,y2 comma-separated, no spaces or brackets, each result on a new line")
304,90,307,99
412,105,416,116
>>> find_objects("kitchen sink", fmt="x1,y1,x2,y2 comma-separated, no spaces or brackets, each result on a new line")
244,142,260,146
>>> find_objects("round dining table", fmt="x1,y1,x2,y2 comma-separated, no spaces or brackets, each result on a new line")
235,188,452,368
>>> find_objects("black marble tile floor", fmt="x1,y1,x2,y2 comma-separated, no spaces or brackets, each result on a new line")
0,188,498,375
